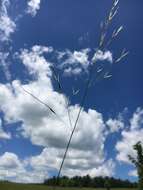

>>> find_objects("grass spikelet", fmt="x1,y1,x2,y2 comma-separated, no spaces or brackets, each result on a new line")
99,0,120,49
115,49,129,63
112,26,123,38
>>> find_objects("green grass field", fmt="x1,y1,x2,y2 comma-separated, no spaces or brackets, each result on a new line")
0,182,137,190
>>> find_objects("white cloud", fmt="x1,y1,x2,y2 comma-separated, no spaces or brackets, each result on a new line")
19,45,53,79
128,169,137,177
0,52,11,80
106,118,124,133
0,45,115,182
0,152,21,169
59,49,90,76
0,79,112,179
27,0,42,17
0,152,49,183
0,0,16,42
73,50,90,65
130,107,143,130
0,152,24,181
116,108,143,164
28,148,115,178
18,46,113,78
64,67,82,75
0,119,11,139
58,49,113,76
92,50,113,63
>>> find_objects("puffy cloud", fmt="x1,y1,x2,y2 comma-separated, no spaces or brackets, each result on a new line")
92,50,113,63
58,49,113,76
0,152,24,181
29,148,115,178
27,0,42,17
130,107,143,130
0,78,113,180
0,45,115,182
19,45,53,79
59,49,90,76
0,152,21,169
0,152,49,183
0,119,11,139
0,0,16,42
18,46,113,78
116,107,143,178
116,108,143,164
116,129,143,163
106,118,124,133
65,49,90,67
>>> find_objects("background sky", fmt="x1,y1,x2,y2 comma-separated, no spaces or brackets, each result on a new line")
0,0,143,183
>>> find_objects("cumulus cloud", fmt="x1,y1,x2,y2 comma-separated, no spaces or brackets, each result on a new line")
27,0,42,17
0,150,114,183
29,148,115,178
130,107,143,130
58,49,90,76
116,108,143,176
0,45,115,182
92,50,113,63
0,79,113,180
0,119,11,139
0,152,24,181
0,152,49,183
18,46,113,78
0,152,21,169
19,45,53,79
106,118,124,133
0,0,16,42
58,49,113,76
116,108,143,163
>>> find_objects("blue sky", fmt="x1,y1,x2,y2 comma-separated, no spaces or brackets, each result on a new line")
0,0,143,183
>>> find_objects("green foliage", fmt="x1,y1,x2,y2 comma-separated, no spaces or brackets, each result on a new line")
104,178,111,190
128,141,143,190
44,176,137,188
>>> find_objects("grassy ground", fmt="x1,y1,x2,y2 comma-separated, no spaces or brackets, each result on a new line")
0,182,137,190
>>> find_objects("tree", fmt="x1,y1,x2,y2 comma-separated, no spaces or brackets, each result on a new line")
104,178,111,190
128,141,143,190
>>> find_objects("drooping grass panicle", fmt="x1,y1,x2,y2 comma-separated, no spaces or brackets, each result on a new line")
72,87,80,96
115,48,129,63
112,26,123,38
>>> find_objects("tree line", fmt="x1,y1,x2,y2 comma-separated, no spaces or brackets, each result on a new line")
44,175,137,188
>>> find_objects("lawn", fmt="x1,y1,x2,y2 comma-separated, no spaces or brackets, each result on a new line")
0,182,137,190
